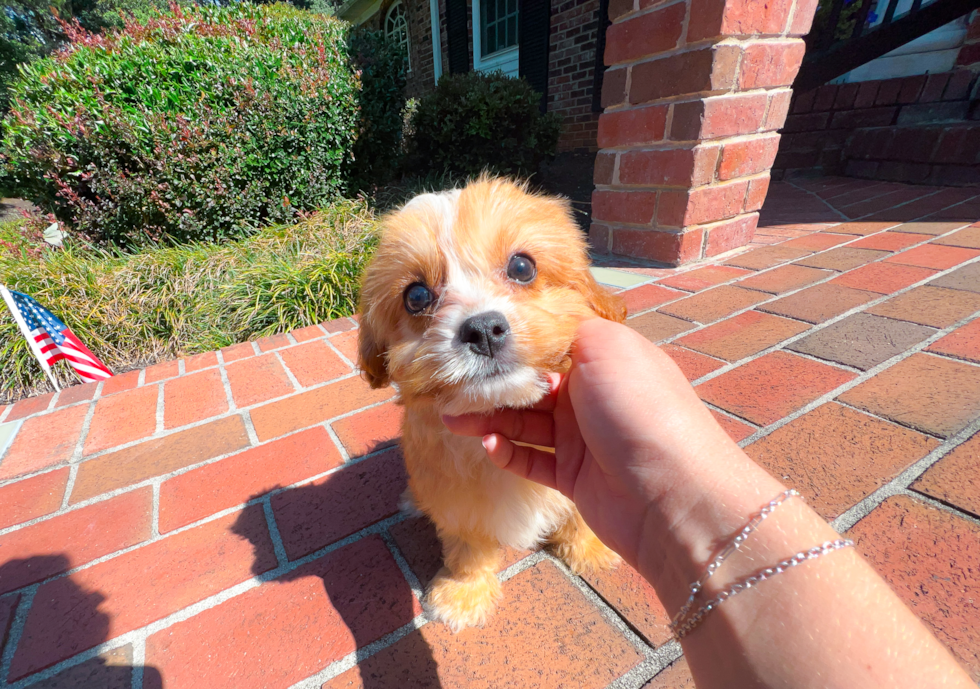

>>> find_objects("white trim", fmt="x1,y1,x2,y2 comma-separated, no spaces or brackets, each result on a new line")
429,0,443,83
472,0,520,77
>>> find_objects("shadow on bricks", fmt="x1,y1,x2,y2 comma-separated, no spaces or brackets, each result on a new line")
231,489,444,689
0,555,164,686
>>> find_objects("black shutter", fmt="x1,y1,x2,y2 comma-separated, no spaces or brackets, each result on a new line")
519,0,551,113
592,0,610,113
446,0,469,74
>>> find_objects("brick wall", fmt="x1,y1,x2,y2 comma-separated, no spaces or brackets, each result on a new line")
957,10,980,69
361,1,438,100
549,0,602,152
775,71,980,186
590,0,818,266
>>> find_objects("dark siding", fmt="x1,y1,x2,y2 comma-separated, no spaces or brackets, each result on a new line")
446,0,470,74
519,0,551,112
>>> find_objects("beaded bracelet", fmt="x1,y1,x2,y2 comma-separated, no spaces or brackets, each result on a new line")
669,489,854,640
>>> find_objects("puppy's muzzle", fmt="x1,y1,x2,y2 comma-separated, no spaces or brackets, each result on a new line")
459,311,510,358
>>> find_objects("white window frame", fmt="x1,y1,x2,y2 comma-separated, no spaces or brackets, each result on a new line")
471,0,519,76
385,1,411,72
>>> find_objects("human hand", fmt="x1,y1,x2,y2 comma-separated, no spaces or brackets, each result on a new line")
442,317,746,569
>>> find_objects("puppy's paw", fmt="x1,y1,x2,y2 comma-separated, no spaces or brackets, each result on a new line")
554,534,622,576
399,487,422,516
424,570,502,632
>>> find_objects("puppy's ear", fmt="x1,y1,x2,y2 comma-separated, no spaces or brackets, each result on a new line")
578,272,628,324
357,316,390,388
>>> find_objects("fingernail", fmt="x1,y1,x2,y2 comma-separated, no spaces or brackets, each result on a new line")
482,434,497,453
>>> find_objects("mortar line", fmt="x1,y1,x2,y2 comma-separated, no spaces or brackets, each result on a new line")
273,350,303,392
0,585,38,685
324,422,353,464
324,337,356,369
68,395,98,465
898,486,980,529
216,357,238,413
832,416,980,533
154,383,165,435
378,529,427,602
262,498,289,568
129,632,148,689
61,464,79,510
240,409,260,447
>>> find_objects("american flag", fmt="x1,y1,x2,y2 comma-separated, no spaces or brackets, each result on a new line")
1,287,113,384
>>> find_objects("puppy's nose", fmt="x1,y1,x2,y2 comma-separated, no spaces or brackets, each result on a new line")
459,311,510,358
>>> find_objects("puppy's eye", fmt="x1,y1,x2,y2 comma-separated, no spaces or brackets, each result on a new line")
507,254,536,283
404,283,434,314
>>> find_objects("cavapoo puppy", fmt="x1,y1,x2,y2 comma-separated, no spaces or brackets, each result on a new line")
357,176,626,630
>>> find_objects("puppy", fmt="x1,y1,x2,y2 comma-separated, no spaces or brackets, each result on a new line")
357,176,626,631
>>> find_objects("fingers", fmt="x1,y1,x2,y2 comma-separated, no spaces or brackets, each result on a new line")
442,408,555,448
482,434,558,490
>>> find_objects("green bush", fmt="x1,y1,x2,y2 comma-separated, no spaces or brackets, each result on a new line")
347,28,408,190
0,198,379,402
1,3,360,248
405,72,560,179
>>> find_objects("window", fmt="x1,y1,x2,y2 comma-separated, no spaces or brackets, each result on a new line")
480,0,518,57
385,2,411,71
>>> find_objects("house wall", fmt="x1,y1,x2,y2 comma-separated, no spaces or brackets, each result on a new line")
548,0,602,152
358,0,437,99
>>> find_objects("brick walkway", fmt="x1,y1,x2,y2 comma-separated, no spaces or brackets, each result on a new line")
1,176,979,688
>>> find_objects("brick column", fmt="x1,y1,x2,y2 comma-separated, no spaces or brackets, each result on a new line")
591,0,820,265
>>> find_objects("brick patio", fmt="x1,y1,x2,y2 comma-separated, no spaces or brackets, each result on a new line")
1,176,979,688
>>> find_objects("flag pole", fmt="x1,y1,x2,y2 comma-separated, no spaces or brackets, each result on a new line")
0,285,61,392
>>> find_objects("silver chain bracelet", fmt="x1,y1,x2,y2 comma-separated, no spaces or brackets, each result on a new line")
669,489,854,640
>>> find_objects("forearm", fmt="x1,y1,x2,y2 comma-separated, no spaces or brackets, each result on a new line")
634,445,973,689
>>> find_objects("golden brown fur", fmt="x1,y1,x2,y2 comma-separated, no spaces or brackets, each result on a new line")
357,177,625,630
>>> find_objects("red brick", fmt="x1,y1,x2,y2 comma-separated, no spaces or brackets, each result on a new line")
143,360,179,384
145,535,419,689
744,176,771,212
779,233,853,251
661,344,724,381
290,323,327,342
164,369,228,429
0,467,68,530
933,227,980,250
893,221,969,236
278,340,352,388
698,351,854,426
159,427,342,533
100,369,139,396
597,105,668,148
848,496,980,679
589,223,611,253
688,0,794,41
0,593,18,661
849,231,931,252
927,318,980,363
630,46,737,105
758,282,878,324
601,67,628,108
0,404,87,480
831,262,937,294
10,506,275,681
604,2,684,64
225,353,294,408
594,152,616,185
659,181,750,227
71,415,250,504
838,353,980,438
867,285,980,329
628,310,697,342
619,147,716,187
330,329,359,362
581,563,671,646
671,93,768,141
250,375,393,442
255,333,291,352
676,310,809,361
660,285,769,324
593,190,658,225
645,657,695,688
738,264,832,294
0,489,151,596
796,246,889,271
220,342,255,363
764,89,794,130
854,80,880,108
658,265,751,291
913,432,980,518
322,562,642,689
6,393,53,421
719,134,781,180
53,383,97,409
704,214,760,256
725,244,813,270
827,221,898,236
272,449,407,560
885,244,980,270
748,403,938,518
87,386,159,455
608,0,635,21
710,408,756,442
739,41,806,89
17,645,137,688
331,403,403,460
611,227,704,265
182,351,218,373
621,284,686,314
